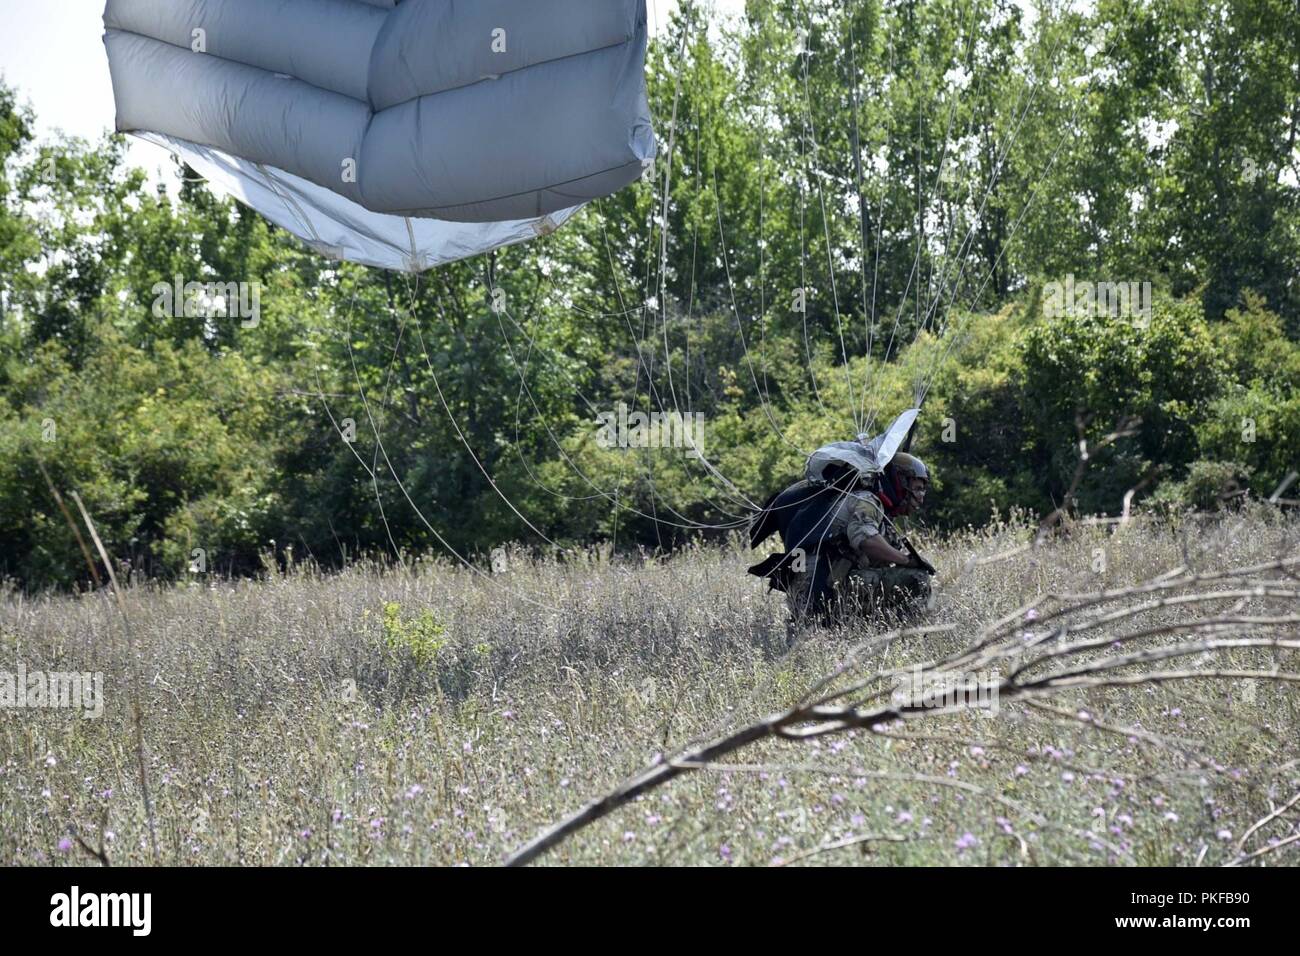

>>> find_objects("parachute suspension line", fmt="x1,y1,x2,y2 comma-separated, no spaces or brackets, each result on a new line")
796,46,830,422
403,217,420,273
757,6,773,415
914,25,1064,345
862,18,897,430
845,0,875,428
651,2,749,510
311,287,405,568
752,0,795,431
403,258,567,550
859,0,977,436
711,164,807,458
722,5,812,457
653,166,772,505
379,264,748,612
599,211,759,521
617,144,675,547
345,262,716,612
348,274,566,612
679,1,805,456
596,211,759,521
684,93,703,418
848,0,909,431
917,40,1090,409
459,42,758,534
317,274,563,611
911,26,1075,408
626,9,706,548
369,274,419,565
865,0,1057,432
650,9,771,514
481,276,751,530
601,8,672,549
642,3,792,519
626,6,771,521
636,89,663,548
656,10,689,422
649,6,797,505
863,52,933,428
887,0,989,412
612,207,763,519
250,161,337,261
491,277,616,508
915,28,1086,411
783,1,840,427
915,0,986,339
798,0,861,434
493,283,606,505
456,214,751,529
864,1,966,415
599,207,636,548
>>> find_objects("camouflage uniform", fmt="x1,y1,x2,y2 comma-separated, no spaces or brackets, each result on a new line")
841,564,932,618
786,489,931,623
841,490,932,617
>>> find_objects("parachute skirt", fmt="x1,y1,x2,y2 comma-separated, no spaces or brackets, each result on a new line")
142,132,584,272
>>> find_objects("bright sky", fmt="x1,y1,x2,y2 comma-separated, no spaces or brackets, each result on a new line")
0,0,165,173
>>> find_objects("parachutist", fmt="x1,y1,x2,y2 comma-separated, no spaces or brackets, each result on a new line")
748,410,935,629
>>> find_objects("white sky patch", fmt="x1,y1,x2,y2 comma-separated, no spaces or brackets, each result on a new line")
944,64,971,91
650,0,750,36
0,0,174,178
1137,116,1179,151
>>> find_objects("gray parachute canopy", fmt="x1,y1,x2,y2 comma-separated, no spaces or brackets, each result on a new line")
103,0,656,271
805,408,920,485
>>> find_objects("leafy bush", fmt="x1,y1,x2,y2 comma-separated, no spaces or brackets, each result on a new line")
1193,296,1300,496
1016,296,1227,514
380,602,447,667
1145,459,1252,513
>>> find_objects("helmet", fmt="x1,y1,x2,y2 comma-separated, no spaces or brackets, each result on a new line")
885,452,930,513
889,452,930,484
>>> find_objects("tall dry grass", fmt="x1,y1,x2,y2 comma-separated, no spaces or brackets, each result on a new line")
1,505,1297,866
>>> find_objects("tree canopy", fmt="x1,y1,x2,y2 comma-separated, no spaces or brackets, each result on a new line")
2,0,1298,589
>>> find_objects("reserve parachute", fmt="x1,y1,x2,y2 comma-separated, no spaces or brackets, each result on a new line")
102,0,656,271
804,408,920,486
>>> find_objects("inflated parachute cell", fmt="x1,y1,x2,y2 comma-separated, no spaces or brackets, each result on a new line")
102,0,656,270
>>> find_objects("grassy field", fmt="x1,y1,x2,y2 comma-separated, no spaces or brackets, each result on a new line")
2,506,1298,866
